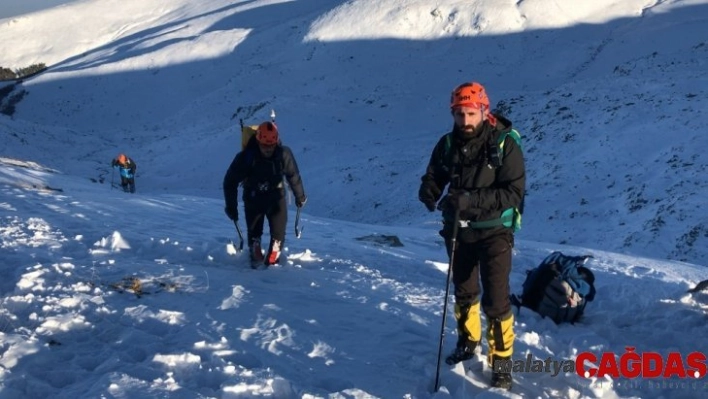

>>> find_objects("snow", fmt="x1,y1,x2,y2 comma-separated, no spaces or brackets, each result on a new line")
1,0,707,398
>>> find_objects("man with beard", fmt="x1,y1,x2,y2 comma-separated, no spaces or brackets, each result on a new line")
418,82,525,390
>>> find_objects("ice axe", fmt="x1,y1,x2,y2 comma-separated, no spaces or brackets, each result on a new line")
232,220,244,252
294,207,303,239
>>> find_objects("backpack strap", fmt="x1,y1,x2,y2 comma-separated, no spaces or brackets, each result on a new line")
577,266,596,301
440,133,454,169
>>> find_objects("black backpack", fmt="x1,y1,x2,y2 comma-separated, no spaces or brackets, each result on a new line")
513,251,596,324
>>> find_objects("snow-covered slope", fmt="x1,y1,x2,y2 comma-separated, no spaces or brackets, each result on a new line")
1,0,707,264
1,158,707,398
1,2,708,396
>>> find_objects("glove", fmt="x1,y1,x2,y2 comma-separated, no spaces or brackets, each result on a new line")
418,184,440,213
296,196,307,208
224,205,238,221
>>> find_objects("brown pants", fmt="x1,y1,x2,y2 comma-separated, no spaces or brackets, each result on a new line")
445,232,514,319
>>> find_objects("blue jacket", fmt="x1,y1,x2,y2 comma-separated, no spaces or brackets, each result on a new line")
112,157,137,179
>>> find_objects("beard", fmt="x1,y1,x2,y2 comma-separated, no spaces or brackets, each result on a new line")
457,122,484,139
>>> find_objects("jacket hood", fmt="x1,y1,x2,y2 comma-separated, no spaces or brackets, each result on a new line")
493,113,512,132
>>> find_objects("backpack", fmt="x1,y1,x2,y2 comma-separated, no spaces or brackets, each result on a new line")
241,122,259,151
441,128,524,231
513,251,596,324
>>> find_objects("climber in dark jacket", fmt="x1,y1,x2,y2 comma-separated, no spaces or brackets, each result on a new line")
223,121,307,266
418,81,525,390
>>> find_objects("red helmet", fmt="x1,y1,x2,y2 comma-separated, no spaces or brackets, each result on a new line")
117,154,127,164
450,82,490,109
256,122,279,146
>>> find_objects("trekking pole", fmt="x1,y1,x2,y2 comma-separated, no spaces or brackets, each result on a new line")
110,167,115,190
233,220,244,252
434,209,461,392
294,207,302,239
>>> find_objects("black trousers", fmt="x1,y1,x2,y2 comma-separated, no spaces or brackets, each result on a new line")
445,232,514,319
120,177,135,193
245,194,287,244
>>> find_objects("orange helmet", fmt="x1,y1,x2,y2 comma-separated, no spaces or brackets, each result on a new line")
450,82,490,110
256,121,279,146
117,154,127,164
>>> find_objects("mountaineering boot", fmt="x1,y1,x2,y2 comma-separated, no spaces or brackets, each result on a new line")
445,340,477,365
249,237,264,262
487,314,515,390
445,301,481,365
264,238,281,266
491,355,513,390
